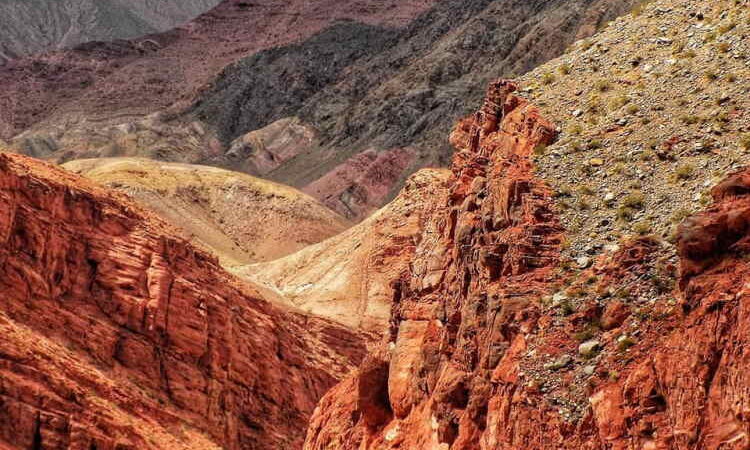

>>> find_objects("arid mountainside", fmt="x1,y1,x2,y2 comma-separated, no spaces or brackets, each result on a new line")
237,168,451,333
0,0,220,60
0,0,437,141
0,153,366,449
304,75,750,448
63,158,350,266
1,0,637,220
195,0,639,218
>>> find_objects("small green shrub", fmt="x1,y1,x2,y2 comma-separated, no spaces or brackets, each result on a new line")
622,191,645,209
632,221,652,235
675,163,695,180
595,80,611,92
740,134,750,150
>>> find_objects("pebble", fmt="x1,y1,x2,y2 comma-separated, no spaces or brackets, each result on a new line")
576,256,592,268
578,340,600,357
545,354,573,370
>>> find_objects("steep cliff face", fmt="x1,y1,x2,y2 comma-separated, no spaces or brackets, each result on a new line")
304,80,565,449
304,79,750,449
0,153,366,449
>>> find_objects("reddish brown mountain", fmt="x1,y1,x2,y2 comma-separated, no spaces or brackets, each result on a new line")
304,79,750,449
0,153,366,449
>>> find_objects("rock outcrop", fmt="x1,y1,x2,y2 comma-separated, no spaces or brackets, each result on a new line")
304,79,750,449
304,80,565,448
0,153,366,449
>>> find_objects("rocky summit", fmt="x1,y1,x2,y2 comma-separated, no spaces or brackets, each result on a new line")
3,0,750,449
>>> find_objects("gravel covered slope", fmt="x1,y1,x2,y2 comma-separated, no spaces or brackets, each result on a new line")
519,0,750,260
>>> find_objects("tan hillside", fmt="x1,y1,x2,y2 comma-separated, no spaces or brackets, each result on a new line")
519,0,750,260
63,158,350,266
236,168,451,333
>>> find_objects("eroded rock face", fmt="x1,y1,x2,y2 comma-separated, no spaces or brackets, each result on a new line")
304,80,564,449
0,153,366,449
304,80,750,449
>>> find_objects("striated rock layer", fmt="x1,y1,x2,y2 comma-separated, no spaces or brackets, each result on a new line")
305,79,750,449
305,80,564,449
0,153,366,449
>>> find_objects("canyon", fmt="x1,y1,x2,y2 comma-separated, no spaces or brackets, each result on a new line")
2,0,750,448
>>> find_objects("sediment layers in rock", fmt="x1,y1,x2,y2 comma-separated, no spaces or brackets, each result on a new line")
0,153,366,449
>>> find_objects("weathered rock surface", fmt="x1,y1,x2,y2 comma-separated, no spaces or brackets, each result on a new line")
63,157,350,266
304,80,564,449
304,79,750,449
239,168,451,333
0,153,366,449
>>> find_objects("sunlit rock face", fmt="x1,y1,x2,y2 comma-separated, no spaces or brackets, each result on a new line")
0,153,366,449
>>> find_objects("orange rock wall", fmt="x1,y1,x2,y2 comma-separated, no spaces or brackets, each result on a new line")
304,80,750,449
0,154,366,449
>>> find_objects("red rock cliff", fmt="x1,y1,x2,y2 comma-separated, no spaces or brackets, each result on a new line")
304,80,750,449
0,153,366,449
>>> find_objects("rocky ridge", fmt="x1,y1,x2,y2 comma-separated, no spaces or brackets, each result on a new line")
0,152,366,449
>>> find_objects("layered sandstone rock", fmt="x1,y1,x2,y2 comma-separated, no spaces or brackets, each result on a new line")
0,153,366,449
304,80,565,449
304,79,750,449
